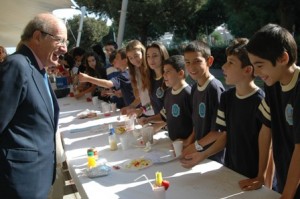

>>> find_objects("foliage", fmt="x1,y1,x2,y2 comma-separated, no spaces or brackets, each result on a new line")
173,0,227,40
67,15,109,50
74,0,227,45
223,0,300,37
210,31,224,46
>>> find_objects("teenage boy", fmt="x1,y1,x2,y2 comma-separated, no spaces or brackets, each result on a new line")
78,48,135,107
139,55,194,145
182,41,225,163
246,23,300,199
181,38,273,191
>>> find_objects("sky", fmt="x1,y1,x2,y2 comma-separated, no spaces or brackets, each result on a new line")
5,5,101,54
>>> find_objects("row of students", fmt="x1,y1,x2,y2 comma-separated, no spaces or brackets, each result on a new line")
134,25,299,198
78,26,299,198
179,24,299,199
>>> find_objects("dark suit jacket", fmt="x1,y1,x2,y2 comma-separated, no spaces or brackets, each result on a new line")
0,45,59,199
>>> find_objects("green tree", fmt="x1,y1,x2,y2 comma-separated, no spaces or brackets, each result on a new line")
67,15,109,50
223,0,300,37
173,0,227,41
74,0,227,45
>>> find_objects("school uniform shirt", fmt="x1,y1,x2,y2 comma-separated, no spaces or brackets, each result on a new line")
110,69,135,106
258,67,300,198
106,65,120,80
216,87,264,178
160,83,193,140
192,75,225,163
150,76,165,114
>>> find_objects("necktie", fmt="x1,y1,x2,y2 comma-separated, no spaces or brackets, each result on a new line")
43,71,54,116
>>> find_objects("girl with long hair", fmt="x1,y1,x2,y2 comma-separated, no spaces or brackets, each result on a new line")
121,40,154,116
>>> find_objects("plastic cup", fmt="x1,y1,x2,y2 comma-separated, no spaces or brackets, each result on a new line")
172,140,183,157
119,134,129,150
152,186,166,199
101,102,111,116
141,126,154,144
124,115,135,131
111,103,117,113
92,96,99,107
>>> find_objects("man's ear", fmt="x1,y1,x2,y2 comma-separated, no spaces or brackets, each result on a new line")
32,30,42,44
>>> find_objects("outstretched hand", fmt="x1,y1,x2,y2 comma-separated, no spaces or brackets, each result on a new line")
78,72,88,83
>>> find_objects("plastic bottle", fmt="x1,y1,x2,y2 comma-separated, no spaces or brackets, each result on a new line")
108,124,118,151
87,150,97,168
155,171,163,186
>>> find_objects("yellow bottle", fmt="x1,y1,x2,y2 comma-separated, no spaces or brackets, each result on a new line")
155,171,163,186
87,151,97,168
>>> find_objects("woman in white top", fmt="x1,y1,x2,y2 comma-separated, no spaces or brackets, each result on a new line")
121,40,154,117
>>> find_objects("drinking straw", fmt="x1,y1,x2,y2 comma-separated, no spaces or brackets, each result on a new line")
134,174,154,189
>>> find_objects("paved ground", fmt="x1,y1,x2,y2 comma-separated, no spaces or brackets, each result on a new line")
62,163,81,199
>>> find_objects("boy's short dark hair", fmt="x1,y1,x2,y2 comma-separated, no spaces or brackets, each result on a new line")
72,47,85,57
246,23,297,66
226,38,252,68
164,55,185,72
183,40,211,60
105,41,118,49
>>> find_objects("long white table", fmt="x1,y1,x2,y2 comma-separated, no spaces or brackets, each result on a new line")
58,96,281,199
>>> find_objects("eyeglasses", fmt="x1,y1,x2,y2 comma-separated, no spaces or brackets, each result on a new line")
40,30,69,46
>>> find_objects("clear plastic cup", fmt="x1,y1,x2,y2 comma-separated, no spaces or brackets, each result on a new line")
141,126,154,144
119,134,129,150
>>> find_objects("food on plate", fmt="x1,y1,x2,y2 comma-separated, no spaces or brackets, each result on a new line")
124,158,152,170
77,111,97,119
116,126,126,134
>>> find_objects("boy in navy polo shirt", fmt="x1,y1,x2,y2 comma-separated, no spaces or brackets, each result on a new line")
139,55,194,145
246,24,300,199
182,41,225,163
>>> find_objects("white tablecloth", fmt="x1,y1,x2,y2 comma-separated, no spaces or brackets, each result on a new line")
58,96,281,199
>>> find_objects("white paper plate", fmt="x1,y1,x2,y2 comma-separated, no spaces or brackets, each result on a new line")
121,158,153,171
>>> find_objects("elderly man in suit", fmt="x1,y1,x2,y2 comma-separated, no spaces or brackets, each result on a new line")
0,13,68,199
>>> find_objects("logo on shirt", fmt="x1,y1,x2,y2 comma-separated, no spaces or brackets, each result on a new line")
172,104,180,117
156,87,164,99
199,103,206,118
285,104,293,125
